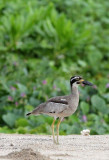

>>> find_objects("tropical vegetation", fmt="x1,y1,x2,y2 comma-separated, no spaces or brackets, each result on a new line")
0,0,109,135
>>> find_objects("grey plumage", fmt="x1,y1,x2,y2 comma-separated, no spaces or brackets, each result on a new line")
27,85,79,118
26,76,93,144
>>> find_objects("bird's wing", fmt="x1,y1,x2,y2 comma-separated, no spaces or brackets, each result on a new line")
48,96,68,105
41,96,69,114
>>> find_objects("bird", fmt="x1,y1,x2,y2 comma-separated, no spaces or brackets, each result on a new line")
26,76,93,144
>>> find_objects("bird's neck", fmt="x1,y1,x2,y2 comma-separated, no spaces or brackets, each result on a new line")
71,83,79,96
70,83,79,112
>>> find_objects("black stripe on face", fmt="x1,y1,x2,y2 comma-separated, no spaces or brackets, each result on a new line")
70,79,76,86
70,76,82,86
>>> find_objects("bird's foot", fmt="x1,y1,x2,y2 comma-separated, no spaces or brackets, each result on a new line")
56,139,59,145
56,142,59,145
53,139,57,144
53,140,59,145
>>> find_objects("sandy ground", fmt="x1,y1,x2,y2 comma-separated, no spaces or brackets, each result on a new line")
0,134,109,160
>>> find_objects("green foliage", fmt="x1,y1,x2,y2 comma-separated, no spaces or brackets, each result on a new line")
15,118,29,127
2,112,19,127
0,0,109,135
80,102,89,115
91,95,108,114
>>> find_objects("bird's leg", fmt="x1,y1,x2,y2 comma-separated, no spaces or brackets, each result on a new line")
56,118,61,144
51,119,56,143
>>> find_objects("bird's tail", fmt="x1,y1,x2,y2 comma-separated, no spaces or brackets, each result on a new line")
26,112,32,116
26,109,40,116
26,104,44,116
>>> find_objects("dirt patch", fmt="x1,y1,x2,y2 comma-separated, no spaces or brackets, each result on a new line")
0,148,49,160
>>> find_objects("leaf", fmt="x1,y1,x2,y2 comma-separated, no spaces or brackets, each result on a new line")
91,95,108,114
29,97,40,106
78,60,87,68
2,113,18,127
15,118,29,127
80,101,89,114
17,83,28,93
16,127,27,134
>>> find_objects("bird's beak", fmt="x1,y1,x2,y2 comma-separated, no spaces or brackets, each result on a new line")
79,79,93,86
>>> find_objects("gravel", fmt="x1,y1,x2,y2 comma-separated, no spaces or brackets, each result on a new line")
0,134,109,160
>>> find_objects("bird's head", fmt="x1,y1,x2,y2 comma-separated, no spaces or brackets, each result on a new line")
70,76,93,87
